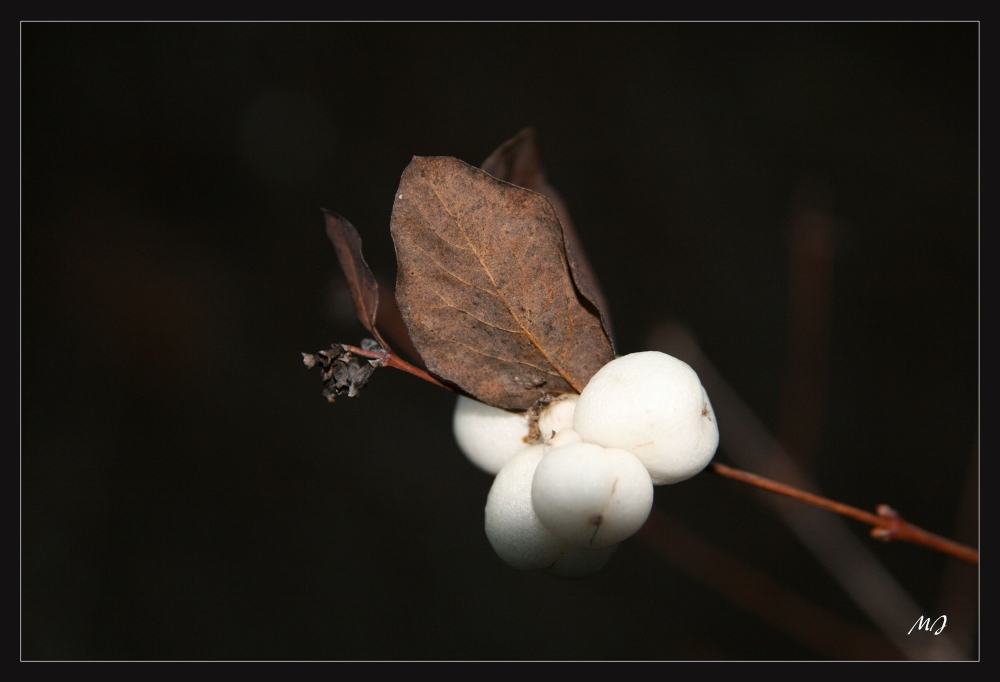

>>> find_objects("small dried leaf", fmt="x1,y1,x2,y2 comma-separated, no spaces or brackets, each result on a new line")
481,128,615,341
323,210,387,348
390,156,615,410
373,276,428,370
308,343,381,402
346,361,375,397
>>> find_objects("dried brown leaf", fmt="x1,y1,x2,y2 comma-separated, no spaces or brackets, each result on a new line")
390,156,615,410
374,276,427,370
323,209,387,348
481,128,615,341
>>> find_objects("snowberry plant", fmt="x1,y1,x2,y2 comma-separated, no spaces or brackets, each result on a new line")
302,128,719,579
456,351,718,577
304,129,978,579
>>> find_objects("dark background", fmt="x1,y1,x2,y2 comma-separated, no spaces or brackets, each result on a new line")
21,22,978,660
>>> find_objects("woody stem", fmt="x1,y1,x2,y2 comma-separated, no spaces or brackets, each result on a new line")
709,462,978,565
339,344,453,390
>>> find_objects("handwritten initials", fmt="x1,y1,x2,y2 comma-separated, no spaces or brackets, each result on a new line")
908,615,947,635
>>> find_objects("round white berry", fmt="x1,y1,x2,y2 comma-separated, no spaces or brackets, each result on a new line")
531,442,653,549
542,426,582,453
484,445,566,570
537,394,579,443
453,395,532,474
573,351,719,484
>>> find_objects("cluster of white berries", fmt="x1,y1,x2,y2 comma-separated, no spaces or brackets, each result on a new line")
453,351,719,578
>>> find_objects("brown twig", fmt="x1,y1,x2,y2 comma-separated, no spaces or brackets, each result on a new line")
709,462,979,565
339,344,453,390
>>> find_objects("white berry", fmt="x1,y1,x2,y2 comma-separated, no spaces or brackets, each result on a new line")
542,427,582,453
484,445,566,570
573,351,719,484
453,395,532,474
531,442,653,549
537,394,579,443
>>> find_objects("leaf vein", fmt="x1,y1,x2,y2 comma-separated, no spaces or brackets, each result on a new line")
411,194,475,253
408,235,503,300
427,293,521,334
425,176,580,391
437,336,561,376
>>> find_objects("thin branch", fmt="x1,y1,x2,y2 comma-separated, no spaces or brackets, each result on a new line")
709,462,979,566
338,343,453,390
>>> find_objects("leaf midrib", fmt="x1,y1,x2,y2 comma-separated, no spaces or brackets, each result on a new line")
425,174,583,393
